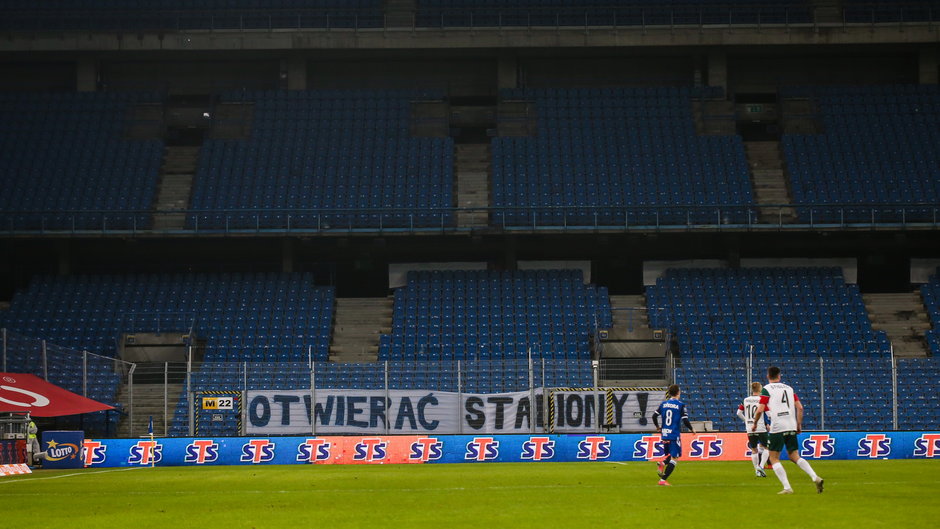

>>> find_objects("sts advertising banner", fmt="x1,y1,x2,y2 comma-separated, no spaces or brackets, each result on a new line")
243,388,664,435
80,431,940,468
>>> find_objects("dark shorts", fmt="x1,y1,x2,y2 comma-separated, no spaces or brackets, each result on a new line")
747,433,769,450
768,431,799,453
661,438,682,459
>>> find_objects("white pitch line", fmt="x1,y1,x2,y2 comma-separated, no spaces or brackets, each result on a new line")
0,466,144,484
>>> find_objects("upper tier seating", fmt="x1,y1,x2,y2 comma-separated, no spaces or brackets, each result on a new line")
0,272,334,362
0,1,383,31
379,269,612,366
647,267,891,357
493,86,754,227
189,89,454,230
416,0,812,27
781,84,940,224
0,92,164,230
920,268,940,355
843,0,940,23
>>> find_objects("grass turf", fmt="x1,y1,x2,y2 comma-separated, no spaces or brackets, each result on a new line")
1,460,937,529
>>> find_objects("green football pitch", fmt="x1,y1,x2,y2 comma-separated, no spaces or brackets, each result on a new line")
1,460,936,529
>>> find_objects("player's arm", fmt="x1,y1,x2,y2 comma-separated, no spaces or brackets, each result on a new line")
736,404,746,423
682,416,694,434
794,396,803,434
751,403,766,432
652,409,661,432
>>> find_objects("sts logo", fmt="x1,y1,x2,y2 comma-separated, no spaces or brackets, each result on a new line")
83,440,107,466
857,434,892,458
354,438,388,462
184,440,220,464
297,439,332,463
465,437,500,461
409,438,443,462
128,440,163,465
240,439,276,463
521,437,555,461
632,436,665,460
576,436,611,461
800,435,836,459
689,435,723,459
913,434,940,458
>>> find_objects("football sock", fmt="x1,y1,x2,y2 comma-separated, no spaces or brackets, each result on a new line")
663,460,676,479
751,452,761,471
759,449,770,469
772,462,791,490
795,458,819,481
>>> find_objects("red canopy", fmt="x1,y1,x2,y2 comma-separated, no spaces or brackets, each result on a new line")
0,373,115,417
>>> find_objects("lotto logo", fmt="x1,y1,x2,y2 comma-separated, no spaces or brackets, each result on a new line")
521,437,555,461
689,435,723,459
632,436,665,460
409,438,443,462
354,438,388,462
240,439,276,463
184,440,220,464
83,440,107,466
576,436,611,461
128,441,163,465
857,434,892,458
913,434,940,458
297,439,332,463
800,435,837,459
465,437,500,461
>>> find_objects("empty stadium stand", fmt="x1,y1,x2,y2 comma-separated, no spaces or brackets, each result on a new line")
379,269,612,363
920,268,940,355
416,0,813,27
651,267,894,430
0,92,165,230
493,86,755,227
188,89,454,230
781,84,940,224
0,1,384,31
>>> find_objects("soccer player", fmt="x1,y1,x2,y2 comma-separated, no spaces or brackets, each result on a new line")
752,366,824,495
737,381,771,477
651,384,694,486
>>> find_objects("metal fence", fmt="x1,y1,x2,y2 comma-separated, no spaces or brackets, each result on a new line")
673,353,900,431
1,203,938,236
2,328,929,436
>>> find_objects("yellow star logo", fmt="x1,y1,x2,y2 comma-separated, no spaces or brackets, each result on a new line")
46,440,58,449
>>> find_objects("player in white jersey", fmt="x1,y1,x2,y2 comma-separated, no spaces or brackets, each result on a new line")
736,382,770,477
752,366,824,495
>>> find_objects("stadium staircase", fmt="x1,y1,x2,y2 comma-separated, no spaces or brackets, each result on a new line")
329,297,393,363
744,141,798,224
863,293,931,357
116,382,184,438
598,295,669,386
152,146,199,230
455,144,491,229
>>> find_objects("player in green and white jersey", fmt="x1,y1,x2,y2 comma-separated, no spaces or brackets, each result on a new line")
737,381,770,477
752,366,824,495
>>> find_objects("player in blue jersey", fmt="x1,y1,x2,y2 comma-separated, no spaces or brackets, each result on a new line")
651,384,695,486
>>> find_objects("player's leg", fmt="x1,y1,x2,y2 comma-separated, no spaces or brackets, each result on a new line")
787,437,823,494
660,439,680,482
748,436,761,471
767,433,792,493
758,434,771,470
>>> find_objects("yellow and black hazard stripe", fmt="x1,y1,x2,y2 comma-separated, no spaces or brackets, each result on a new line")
195,390,241,436
547,387,667,433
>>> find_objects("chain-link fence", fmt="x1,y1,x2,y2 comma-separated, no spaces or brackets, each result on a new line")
2,329,133,437
673,353,899,432
3,328,928,437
